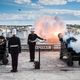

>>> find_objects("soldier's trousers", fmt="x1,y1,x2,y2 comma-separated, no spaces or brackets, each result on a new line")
11,53,19,70
29,44,35,61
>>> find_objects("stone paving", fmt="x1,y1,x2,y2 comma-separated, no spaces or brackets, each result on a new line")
0,51,80,80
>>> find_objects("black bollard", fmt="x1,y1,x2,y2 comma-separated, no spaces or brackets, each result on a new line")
34,48,40,69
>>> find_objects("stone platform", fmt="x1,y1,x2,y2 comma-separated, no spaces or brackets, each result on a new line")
0,51,80,80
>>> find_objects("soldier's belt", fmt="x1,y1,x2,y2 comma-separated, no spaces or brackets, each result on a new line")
10,45,18,47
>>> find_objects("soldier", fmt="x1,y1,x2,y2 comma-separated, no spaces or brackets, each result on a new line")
8,29,21,72
27,28,45,62
58,33,64,59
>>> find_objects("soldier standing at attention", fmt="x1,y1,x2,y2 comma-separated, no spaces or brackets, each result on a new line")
8,29,21,72
27,28,45,62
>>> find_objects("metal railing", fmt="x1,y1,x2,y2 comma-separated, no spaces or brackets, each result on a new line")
21,43,61,51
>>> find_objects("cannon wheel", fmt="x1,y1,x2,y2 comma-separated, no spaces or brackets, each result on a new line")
78,60,80,66
67,60,73,66
67,53,73,66
2,58,8,65
2,53,9,65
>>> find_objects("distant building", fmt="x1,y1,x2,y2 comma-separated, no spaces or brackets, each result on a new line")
0,25,32,45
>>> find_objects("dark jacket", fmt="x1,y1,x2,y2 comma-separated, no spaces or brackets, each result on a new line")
8,35,21,54
28,33,43,45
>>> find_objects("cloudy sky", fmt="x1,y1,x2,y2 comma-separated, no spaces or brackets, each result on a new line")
0,0,80,25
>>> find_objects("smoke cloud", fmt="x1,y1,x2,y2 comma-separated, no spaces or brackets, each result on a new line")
63,31,80,53
70,34,80,53
34,16,66,43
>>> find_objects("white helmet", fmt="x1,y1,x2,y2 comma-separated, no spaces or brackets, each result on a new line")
30,27,35,32
12,28,17,35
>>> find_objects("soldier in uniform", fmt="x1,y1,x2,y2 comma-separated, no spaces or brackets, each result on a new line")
58,33,64,59
27,28,45,62
8,29,21,72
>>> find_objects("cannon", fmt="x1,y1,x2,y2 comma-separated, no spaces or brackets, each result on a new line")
0,35,9,65
60,37,80,66
63,47,80,66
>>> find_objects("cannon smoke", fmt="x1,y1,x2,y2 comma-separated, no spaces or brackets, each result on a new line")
70,34,80,53
34,16,66,43
63,31,80,53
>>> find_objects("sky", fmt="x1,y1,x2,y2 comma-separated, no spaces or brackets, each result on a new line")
0,0,80,25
